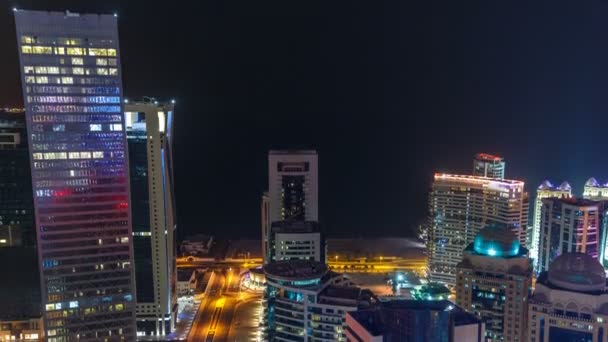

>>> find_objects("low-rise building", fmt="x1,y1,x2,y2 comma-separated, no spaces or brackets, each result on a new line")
181,235,214,256
177,269,197,295
345,300,484,342
529,252,608,342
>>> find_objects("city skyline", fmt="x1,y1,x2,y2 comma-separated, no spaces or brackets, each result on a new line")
3,1,608,239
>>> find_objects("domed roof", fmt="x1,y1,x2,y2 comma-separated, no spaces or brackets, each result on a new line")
548,253,606,292
558,181,571,191
586,177,600,187
538,180,554,190
473,223,520,257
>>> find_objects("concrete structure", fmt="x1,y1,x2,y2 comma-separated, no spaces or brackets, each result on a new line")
345,300,484,342
456,224,532,342
261,192,271,262
176,269,197,296
529,253,608,342
180,235,213,256
583,177,608,200
14,10,136,340
269,220,325,263
263,260,374,341
428,174,529,286
530,180,572,269
537,197,600,273
0,110,35,247
125,100,177,337
264,150,318,263
473,153,505,179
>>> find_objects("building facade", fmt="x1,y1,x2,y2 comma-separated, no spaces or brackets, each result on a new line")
428,174,528,286
455,224,532,342
14,10,136,340
268,221,325,263
529,253,608,342
472,153,505,179
0,110,35,247
537,198,600,273
345,300,484,342
264,150,318,263
530,180,572,269
263,260,373,341
125,101,177,337
583,177,608,200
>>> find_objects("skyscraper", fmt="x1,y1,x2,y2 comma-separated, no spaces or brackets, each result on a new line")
582,178,608,265
529,253,608,342
261,191,270,262
455,224,532,342
537,197,600,273
0,109,35,247
263,150,318,262
472,153,505,179
530,180,572,267
14,9,136,340
428,174,528,286
125,100,177,336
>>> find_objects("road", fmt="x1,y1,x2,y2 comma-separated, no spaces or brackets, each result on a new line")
187,268,253,342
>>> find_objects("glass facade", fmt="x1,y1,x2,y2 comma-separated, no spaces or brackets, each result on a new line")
282,175,306,220
14,10,136,341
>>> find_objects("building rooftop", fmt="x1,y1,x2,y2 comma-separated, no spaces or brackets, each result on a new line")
434,173,524,186
269,150,317,155
474,153,503,162
263,260,328,280
271,220,320,234
472,223,523,258
545,252,606,293
542,196,599,207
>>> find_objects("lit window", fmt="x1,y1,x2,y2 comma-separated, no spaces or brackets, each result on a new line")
108,58,117,66
21,46,32,54
90,124,102,131
61,77,73,85
55,303,62,310
109,68,118,76
69,152,80,159
54,47,65,55
80,152,91,159
108,49,117,56
32,46,52,54
35,66,47,74
25,76,35,84
67,47,84,55
53,124,65,132
120,237,129,243
33,153,43,160
71,57,83,65
115,303,124,311
24,66,34,74
72,67,84,75
89,48,108,56
36,76,48,84
0,239,7,244
111,123,123,131
21,36,33,44
92,151,104,158
97,68,108,75
69,301,79,308
96,58,108,66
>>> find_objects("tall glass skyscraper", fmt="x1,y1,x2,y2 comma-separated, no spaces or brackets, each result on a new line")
125,100,177,337
14,10,136,340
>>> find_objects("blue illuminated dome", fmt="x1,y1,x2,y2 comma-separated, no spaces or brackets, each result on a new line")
473,223,520,257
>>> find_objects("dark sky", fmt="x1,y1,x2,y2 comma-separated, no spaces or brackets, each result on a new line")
2,0,608,239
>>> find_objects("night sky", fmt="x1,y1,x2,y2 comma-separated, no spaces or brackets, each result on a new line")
2,0,608,239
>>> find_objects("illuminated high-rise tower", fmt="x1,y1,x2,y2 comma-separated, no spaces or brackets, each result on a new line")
14,9,136,340
428,174,528,286
125,100,177,337
530,180,571,268
582,177,608,265
472,153,505,179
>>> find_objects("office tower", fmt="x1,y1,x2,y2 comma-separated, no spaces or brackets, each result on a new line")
14,10,136,340
529,253,608,342
537,198,600,273
124,100,177,336
530,180,572,268
0,110,35,247
428,174,528,286
263,260,373,341
261,191,270,262
472,153,505,179
583,177,608,200
345,300,484,342
455,224,532,342
268,221,325,262
263,150,318,262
